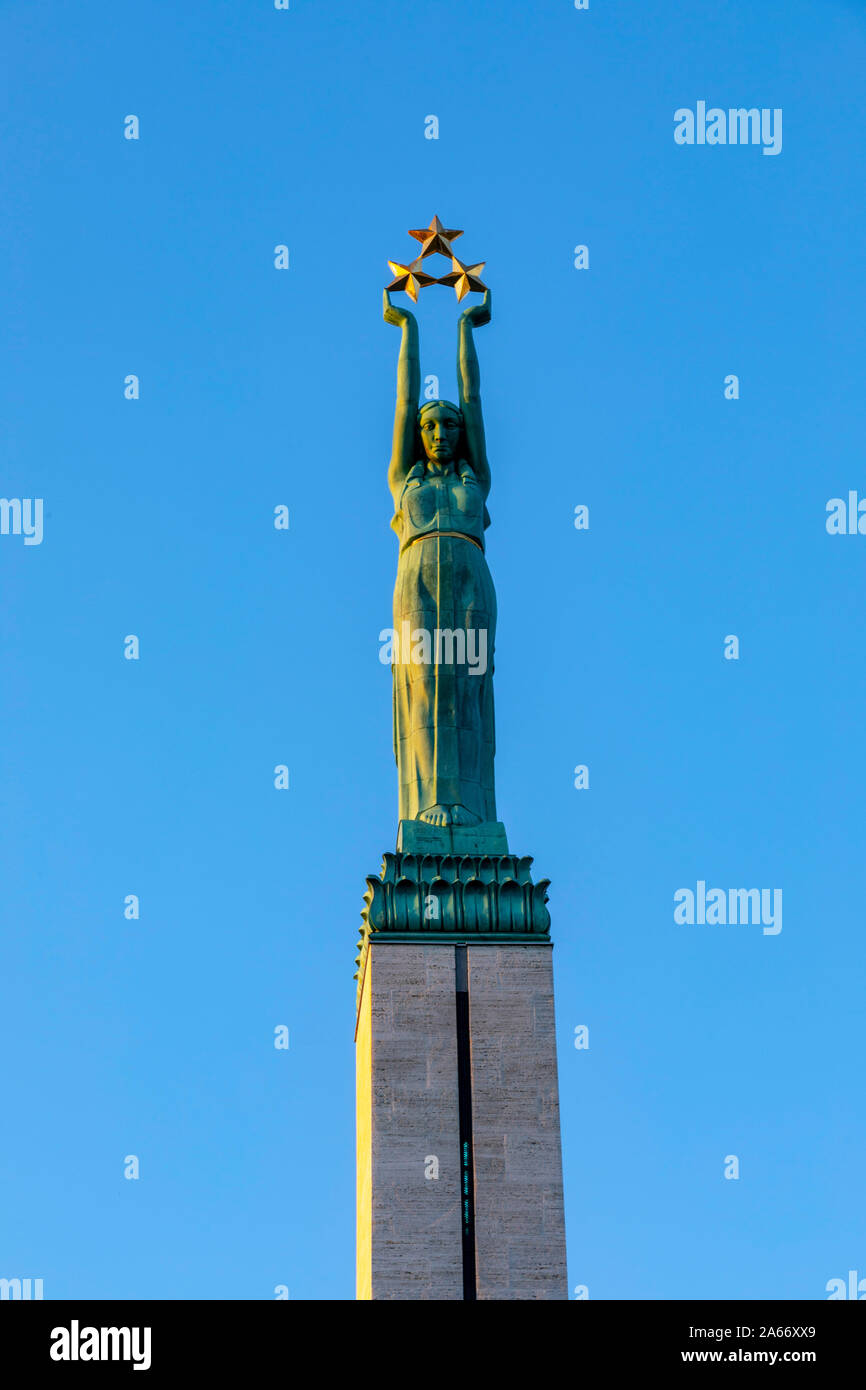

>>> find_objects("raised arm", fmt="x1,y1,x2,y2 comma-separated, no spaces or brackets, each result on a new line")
457,289,492,497
384,290,420,501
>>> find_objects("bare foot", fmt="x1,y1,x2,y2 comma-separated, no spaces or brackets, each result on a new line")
418,804,481,827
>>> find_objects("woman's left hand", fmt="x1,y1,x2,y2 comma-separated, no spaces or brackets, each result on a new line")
460,289,491,329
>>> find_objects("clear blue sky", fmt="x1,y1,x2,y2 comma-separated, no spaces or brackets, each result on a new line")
2,0,864,1300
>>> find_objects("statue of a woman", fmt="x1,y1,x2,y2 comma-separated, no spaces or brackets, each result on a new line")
384,287,497,829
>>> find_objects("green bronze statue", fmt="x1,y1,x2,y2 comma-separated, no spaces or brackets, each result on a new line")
383,286,497,829
355,225,550,994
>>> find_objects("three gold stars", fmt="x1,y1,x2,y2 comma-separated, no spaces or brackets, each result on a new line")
386,215,487,302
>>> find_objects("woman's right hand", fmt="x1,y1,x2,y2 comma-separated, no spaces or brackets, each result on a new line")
383,289,416,327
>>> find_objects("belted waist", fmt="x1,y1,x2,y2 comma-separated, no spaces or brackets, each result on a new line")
401,529,484,554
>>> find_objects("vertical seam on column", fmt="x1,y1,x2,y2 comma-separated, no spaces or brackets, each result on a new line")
454,945,477,1300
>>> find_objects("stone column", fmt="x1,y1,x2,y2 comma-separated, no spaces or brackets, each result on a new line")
467,943,568,1300
355,942,463,1300
355,838,567,1300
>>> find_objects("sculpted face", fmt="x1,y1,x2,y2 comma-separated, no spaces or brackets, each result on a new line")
419,403,461,465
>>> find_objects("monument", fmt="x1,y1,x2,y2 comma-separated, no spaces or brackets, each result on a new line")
355,219,568,1300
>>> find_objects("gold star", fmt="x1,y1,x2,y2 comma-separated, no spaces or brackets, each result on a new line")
386,255,439,303
407,214,464,260
437,256,488,301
